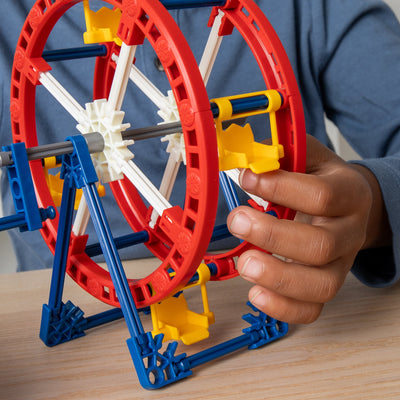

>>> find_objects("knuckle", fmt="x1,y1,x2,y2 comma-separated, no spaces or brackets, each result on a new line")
310,230,337,264
259,220,279,252
317,275,341,302
255,256,292,294
314,182,335,215
270,269,289,293
258,173,279,200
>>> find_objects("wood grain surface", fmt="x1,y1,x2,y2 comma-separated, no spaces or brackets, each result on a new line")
1,259,399,399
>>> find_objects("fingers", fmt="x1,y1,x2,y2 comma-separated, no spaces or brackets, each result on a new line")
226,135,373,324
237,249,345,304
238,135,372,218
236,250,348,324
239,167,368,218
227,206,362,265
248,285,324,324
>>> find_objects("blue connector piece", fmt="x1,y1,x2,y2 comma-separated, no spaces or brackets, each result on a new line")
127,333,192,390
40,301,127,347
40,301,86,347
0,142,55,232
125,302,288,389
243,302,289,349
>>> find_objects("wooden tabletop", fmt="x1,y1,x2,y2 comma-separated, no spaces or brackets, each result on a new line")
1,259,400,400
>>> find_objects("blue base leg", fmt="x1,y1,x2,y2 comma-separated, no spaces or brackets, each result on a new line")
37,135,289,389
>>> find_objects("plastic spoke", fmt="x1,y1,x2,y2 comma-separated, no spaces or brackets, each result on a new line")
149,150,182,227
72,191,91,237
224,168,269,210
120,159,172,217
39,71,87,125
198,9,224,86
107,43,137,112
158,153,182,202
113,53,180,122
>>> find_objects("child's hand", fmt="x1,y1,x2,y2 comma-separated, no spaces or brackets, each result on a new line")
227,135,390,323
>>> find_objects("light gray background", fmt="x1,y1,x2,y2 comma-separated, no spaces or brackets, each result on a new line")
1,0,399,273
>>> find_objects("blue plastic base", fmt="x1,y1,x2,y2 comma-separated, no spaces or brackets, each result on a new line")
125,302,288,389
40,301,86,347
34,136,288,389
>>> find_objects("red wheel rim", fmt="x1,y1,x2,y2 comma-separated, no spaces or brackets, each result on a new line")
11,0,219,307
93,1,307,282
204,0,306,280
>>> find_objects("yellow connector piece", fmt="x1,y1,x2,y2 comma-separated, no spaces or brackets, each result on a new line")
83,1,122,46
150,263,215,345
212,90,284,174
43,156,106,210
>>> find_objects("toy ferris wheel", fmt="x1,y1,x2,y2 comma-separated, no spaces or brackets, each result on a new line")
6,0,306,389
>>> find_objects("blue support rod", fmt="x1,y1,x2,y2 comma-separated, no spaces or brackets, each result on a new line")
0,213,32,231
61,135,145,339
182,332,256,370
42,44,108,62
85,230,149,257
83,308,124,330
219,171,240,212
82,183,145,339
161,0,226,9
0,206,55,232
47,180,77,310
210,224,231,242
210,94,274,118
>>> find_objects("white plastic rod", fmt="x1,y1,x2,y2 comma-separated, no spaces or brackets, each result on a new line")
199,9,224,86
129,61,171,112
72,194,91,237
149,152,181,227
107,43,137,112
158,154,181,202
224,168,270,210
112,53,179,121
120,159,172,216
39,71,86,125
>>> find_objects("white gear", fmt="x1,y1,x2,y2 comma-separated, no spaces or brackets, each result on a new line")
161,132,186,165
77,99,133,183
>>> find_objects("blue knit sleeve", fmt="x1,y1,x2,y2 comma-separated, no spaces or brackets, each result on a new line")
317,0,400,286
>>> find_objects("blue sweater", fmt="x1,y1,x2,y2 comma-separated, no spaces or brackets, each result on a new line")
0,0,399,287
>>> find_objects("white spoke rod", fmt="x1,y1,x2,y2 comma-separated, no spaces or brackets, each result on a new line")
39,71,87,125
199,9,224,86
120,159,172,216
112,53,179,121
72,194,90,237
224,168,269,210
158,154,181,202
107,43,137,112
149,153,182,228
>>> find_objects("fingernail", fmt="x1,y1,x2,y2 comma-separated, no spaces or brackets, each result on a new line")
229,212,251,236
250,289,264,307
239,169,257,191
239,257,264,279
